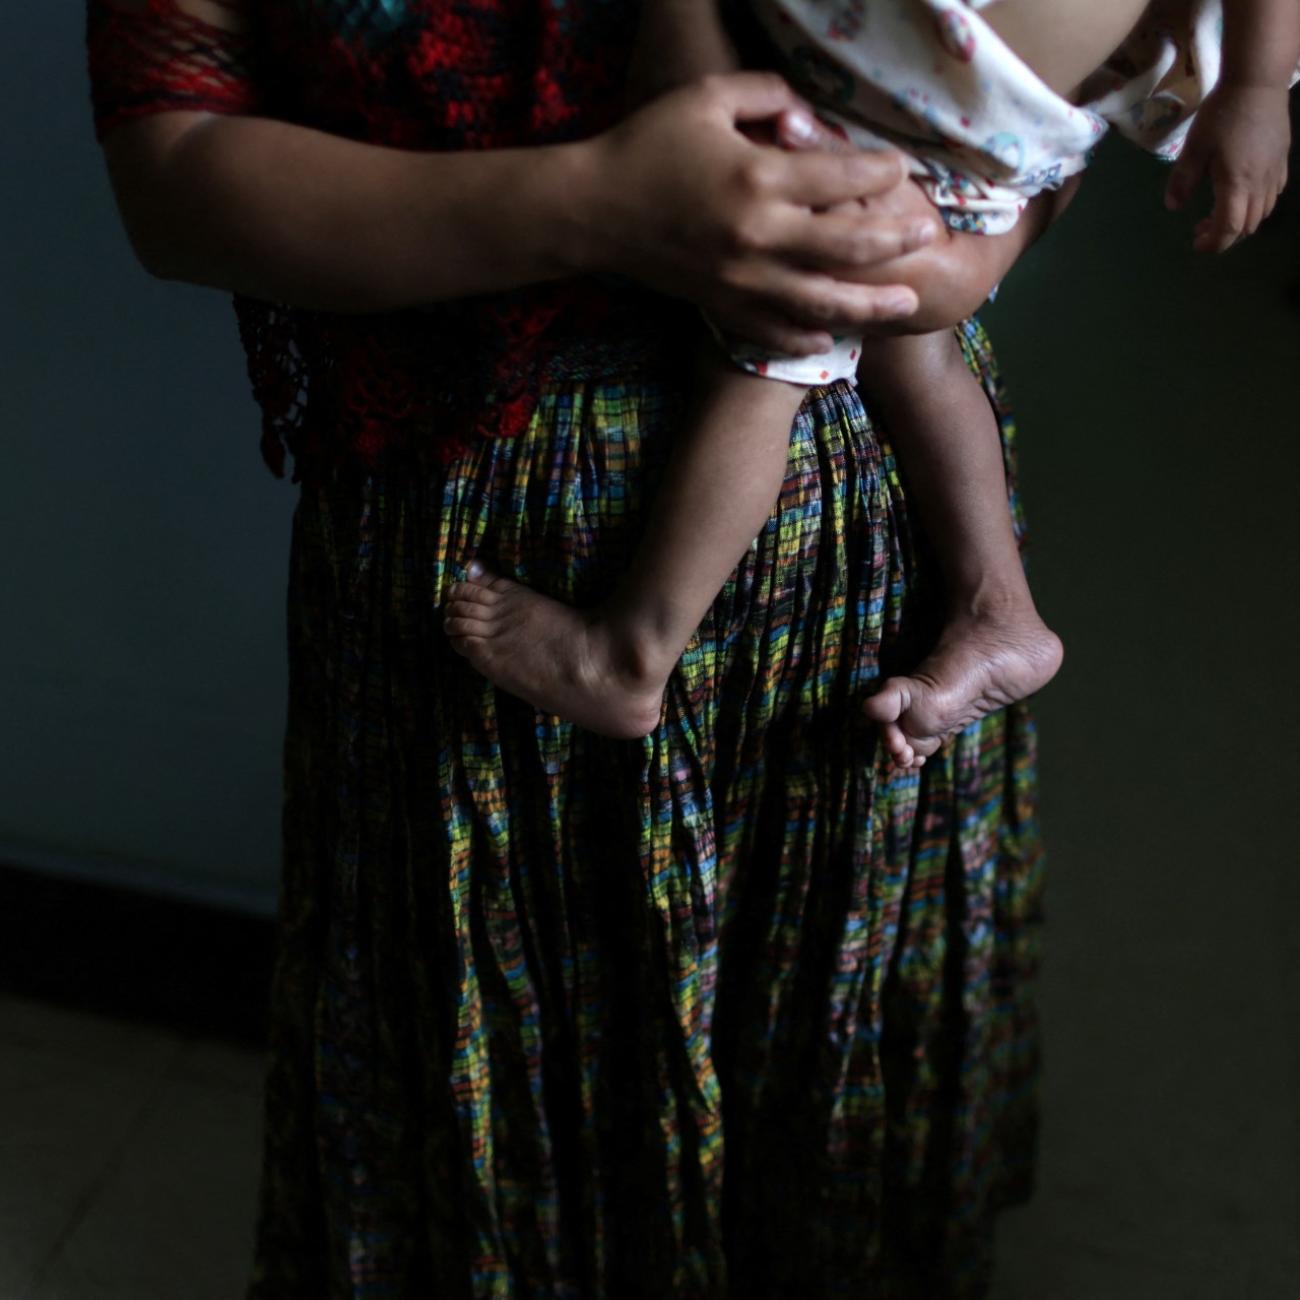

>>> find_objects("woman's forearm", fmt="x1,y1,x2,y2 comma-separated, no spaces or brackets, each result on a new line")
103,110,595,312
100,75,939,344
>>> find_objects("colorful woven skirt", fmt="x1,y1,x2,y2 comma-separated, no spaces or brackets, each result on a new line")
246,318,1044,1300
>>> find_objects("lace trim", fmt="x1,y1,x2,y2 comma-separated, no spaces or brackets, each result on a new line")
86,0,261,141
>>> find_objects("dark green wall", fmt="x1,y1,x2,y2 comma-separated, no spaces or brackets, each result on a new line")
985,134,1300,983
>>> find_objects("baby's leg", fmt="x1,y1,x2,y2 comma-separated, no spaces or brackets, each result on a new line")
444,347,805,738
861,330,1063,768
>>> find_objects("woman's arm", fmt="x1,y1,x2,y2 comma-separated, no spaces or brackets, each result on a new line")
103,109,585,312
97,0,939,352
105,78,934,349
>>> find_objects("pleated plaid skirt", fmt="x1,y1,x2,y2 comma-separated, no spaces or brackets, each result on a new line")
246,318,1044,1300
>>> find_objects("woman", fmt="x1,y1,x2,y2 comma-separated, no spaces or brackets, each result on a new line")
86,1,1052,1296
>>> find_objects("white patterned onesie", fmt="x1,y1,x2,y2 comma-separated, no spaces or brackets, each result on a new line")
733,0,1292,384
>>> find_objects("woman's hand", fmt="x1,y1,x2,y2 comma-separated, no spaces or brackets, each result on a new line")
769,110,1081,335
855,176,1080,334
814,177,1015,335
572,74,941,355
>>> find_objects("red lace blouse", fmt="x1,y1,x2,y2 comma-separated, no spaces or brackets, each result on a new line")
85,0,667,480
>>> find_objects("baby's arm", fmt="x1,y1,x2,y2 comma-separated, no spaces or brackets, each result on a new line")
1165,0,1300,251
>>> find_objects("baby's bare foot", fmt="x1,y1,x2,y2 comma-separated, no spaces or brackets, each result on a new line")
865,605,1063,770
443,562,669,739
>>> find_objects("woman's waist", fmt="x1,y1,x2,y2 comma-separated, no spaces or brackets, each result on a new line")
338,280,686,397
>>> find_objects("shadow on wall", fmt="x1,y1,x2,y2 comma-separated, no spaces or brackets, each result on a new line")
0,2,294,915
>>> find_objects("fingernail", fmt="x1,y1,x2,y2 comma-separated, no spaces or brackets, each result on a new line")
795,334,833,356
466,559,483,580
910,220,937,246
882,291,917,316
783,109,818,144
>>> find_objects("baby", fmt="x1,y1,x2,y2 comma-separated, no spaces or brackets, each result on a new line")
444,0,1299,761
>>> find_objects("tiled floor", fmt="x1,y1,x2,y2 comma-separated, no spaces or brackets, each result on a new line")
0,995,264,1300
4,970,1296,1300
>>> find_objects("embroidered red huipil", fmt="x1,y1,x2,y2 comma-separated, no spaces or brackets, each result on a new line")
85,0,663,480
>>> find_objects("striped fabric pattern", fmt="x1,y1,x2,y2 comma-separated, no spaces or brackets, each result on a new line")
247,318,1043,1300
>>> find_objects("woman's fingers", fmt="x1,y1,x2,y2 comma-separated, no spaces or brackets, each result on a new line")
587,75,928,336
694,75,908,207
725,264,918,332
703,307,835,356
771,147,908,208
722,143,908,214
696,71,814,128
776,106,852,155
770,205,938,271
708,262,919,347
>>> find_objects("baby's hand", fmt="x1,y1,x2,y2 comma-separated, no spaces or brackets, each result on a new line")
1165,81,1291,252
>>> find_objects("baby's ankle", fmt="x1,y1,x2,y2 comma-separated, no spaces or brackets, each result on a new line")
946,576,1039,625
591,609,682,688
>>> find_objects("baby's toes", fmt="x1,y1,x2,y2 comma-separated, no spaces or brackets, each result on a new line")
865,677,910,725
464,561,519,598
444,606,494,638
448,581,499,607
909,732,945,761
881,721,913,768
445,628,483,657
